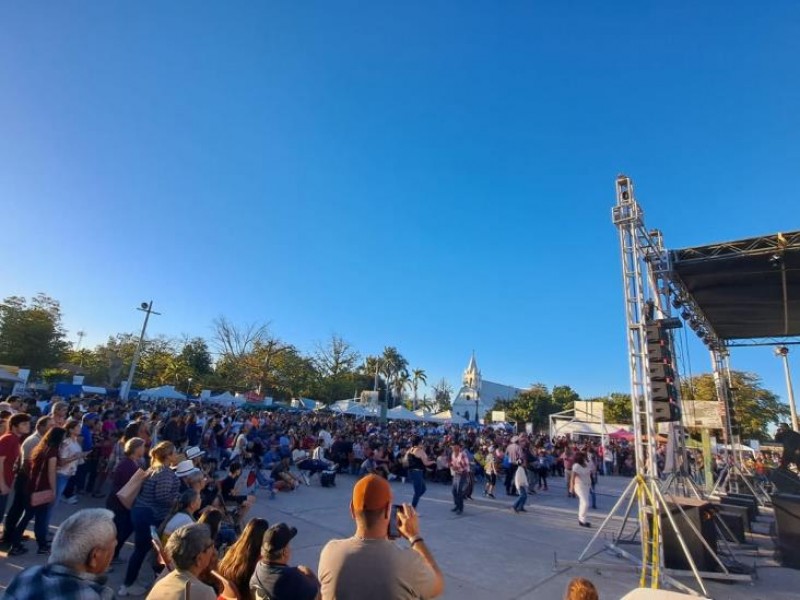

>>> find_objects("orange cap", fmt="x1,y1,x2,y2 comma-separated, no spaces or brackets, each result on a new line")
352,474,392,511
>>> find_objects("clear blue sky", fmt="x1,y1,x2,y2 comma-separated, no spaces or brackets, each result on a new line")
1,2,798,406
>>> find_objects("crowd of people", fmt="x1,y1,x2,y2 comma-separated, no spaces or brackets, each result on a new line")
0,392,668,599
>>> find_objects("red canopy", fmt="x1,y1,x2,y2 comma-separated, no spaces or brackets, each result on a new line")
609,428,634,441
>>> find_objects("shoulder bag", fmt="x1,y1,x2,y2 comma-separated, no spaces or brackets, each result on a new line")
116,468,149,510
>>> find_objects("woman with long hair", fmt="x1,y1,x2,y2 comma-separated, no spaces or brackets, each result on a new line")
569,452,592,528
217,517,270,600
107,437,146,562
16,427,66,554
119,441,180,597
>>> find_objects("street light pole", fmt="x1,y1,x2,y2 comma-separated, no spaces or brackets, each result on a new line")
187,377,193,399
775,346,799,432
121,301,160,402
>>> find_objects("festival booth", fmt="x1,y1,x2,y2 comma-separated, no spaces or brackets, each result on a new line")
414,409,437,421
138,385,186,401
53,383,108,398
0,367,23,383
432,410,468,425
207,391,244,406
386,406,422,421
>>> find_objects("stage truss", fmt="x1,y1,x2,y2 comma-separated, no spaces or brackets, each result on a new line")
574,175,766,597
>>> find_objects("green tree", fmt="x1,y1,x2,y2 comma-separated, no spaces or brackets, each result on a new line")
431,378,453,412
270,347,318,401
491,383,554,431
681,371,788,441
411,368,427,409
314,335,360,379
600,393,633,424
552,385,581,411
0,294,70,375
179,337,213,377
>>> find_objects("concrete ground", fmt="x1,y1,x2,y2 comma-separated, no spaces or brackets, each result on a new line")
2,473,799,599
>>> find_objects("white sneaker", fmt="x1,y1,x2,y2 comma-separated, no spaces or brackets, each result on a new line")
64,496,78,505
118,583,148,596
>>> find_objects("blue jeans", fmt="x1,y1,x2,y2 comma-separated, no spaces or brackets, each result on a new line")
56,473,71,505
514,487,528,511
124,507,158,586
410,470,426,508
0,492,8,525
452,474,466,512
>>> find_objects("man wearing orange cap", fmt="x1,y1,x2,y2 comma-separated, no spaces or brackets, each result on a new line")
317,474,444,599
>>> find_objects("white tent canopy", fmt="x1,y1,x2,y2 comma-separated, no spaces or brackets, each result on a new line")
210,391,237,403
551,420,629,438
81,386,107,395
414,409,436,421
432,410,467,425
387,406,422,421
331,399,376,417
138,385,186,401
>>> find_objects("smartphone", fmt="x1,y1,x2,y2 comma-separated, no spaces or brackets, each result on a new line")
388,504,403,539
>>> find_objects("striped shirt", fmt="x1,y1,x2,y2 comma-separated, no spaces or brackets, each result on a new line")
134,466,180,521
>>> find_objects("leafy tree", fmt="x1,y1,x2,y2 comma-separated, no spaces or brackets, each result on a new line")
314,335,360,378
411,368,427,409
681,371,788,441
431,378,453,412
491,383,554,431
270,346,318,401
0,294,70,375
599,392,633,424
552,385,581,411
179,337,213,377
392,371,411,408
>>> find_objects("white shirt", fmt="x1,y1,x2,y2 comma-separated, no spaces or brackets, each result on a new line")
319,429,332,449
572,462,591,492
57,439,83,477
514,465,528,489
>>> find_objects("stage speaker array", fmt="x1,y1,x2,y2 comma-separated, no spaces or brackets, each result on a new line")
645,320,681,422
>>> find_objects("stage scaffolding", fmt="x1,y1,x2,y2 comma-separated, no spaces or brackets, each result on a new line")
571,175,791,596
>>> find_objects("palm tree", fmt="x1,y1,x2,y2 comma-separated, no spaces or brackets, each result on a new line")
392,370,411,408
411,368,427,410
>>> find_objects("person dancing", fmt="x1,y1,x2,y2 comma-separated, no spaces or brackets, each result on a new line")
450,441,469,515
570,452,592,528
405,436,434,510
483,445,498,498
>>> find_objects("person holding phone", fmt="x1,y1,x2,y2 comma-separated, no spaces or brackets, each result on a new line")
318,474,444,599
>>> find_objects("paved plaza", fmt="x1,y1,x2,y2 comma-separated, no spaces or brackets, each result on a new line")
2,473,799,599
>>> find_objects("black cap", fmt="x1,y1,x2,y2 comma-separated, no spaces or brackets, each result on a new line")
264,523,297,551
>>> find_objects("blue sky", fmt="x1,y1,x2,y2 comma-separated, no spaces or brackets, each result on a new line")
1,2,798,405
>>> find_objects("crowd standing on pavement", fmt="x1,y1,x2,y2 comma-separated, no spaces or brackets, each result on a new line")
2,390,743,599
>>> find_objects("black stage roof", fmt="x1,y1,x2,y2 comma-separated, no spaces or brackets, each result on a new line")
671,231,800,341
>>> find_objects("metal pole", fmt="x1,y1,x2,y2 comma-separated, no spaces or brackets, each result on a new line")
776,347,799,431
121,301,159,401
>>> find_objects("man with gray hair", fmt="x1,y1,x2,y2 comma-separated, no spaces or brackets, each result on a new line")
145,523,218,600
4,508,117,600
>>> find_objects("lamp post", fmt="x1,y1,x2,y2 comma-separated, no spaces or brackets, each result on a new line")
186,377,193,399
121,301,160,401
775,346,799,432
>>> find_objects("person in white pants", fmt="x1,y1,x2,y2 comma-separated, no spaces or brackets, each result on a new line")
570,452,592,527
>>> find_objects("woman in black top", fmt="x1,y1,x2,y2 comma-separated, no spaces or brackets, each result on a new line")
406,436,435,509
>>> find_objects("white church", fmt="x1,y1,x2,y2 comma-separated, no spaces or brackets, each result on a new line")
450,353,523,422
